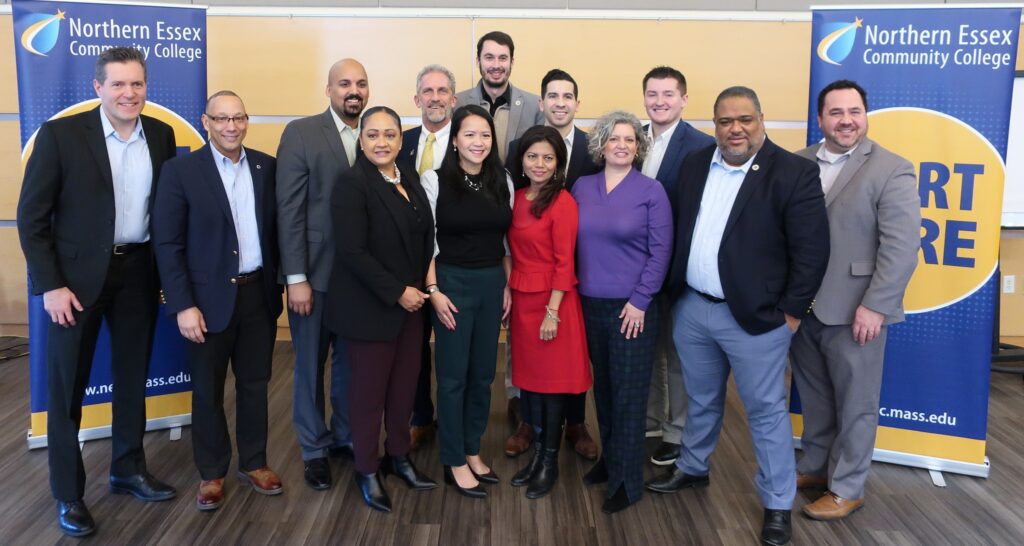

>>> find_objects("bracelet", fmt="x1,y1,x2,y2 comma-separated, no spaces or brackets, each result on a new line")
544,306,560,323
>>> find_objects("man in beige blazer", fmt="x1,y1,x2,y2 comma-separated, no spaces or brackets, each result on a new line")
791,79,921,521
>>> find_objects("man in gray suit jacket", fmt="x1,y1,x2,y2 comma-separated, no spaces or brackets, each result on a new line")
455,31,544,164
791,80,920,521
276,58,368,491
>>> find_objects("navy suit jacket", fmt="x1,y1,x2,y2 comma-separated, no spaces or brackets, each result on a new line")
153,144,282,333
647,120,714,198
667,139,830,335
505,126,600,190
400,126,422,170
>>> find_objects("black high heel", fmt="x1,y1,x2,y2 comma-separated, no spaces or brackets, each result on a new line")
381,455,438,490
470,466,500,485
354,471,392,513
443,465,486,499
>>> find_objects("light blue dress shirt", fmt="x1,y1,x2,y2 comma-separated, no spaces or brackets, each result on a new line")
210,145,263,274
685,147,758,299
100,109,153,244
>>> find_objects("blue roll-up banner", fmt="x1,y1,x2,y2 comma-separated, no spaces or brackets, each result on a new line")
793,5,1021,477
12,0,207,448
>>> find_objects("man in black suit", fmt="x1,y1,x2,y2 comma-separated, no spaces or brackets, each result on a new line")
645,86,829,546
17,47,177,537
503,68,600,460
152,91,283,512
400,64,457,451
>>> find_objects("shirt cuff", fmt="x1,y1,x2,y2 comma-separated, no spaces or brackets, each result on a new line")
286,274,308,285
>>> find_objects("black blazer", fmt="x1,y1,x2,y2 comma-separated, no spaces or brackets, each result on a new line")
326,155,434,342
506,126,599,190
667,138,830,335
399,125,423,170
17,107,177,306
152,145,282,334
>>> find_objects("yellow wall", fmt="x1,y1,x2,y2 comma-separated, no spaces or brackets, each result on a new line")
2,13,1023,336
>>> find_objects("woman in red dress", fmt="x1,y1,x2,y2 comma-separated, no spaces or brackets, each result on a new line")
507,126,592,499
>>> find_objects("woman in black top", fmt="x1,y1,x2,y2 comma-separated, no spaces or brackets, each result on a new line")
421,105,514,498
326,106,437,513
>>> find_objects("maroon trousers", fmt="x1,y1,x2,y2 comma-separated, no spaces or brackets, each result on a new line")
346,310,424,474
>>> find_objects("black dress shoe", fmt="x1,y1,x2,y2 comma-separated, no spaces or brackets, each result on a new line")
381,455,437,490
57,500,95,537
354,472,392,513
511,441,543,487
443,466,486,499
525,448,560,499
471,467,500,485
650,441,680,466
644,467,709,494
328,445,355,460
304,457,332,490
761,509,792,546
583,458,609,486
601,485,634,514
109,472,176,501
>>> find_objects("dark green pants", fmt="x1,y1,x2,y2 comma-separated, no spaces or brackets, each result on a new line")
432,263,504,466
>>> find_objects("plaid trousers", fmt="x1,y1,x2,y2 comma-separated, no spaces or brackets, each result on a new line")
581,296,659,503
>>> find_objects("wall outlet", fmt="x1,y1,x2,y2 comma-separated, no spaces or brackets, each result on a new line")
1004,275,1016,294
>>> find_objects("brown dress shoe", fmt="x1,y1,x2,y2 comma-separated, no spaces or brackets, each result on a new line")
796,472,828,490
410,422,436,451
565,423,599,460
237,467,283,495
803,491,864,520
196,479,225,511
505,422,534,457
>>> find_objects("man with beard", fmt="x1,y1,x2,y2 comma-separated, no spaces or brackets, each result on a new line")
276,58,368,491
455,30,544,164
400,64,458,451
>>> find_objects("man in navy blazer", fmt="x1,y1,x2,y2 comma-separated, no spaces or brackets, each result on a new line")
153,91,283,512
639,66,715,467
399,64,457,451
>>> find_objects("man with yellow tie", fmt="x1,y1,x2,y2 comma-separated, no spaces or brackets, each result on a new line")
401,64,458,450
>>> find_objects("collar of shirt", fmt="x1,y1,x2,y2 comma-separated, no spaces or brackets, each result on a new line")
816,141,857,164
480,82,511,110
711,145,758,175
562,126,575,151
100,108,145,144
422,120,452,145
328,106,360,137
646,119,680,145
210,143,247,172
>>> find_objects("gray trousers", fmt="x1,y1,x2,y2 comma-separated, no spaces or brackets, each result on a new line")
646,293,687,443
790,313,887,500
673,290,797,510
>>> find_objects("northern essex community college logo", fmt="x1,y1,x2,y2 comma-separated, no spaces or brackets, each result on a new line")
816,17,863,66
18,9,66,56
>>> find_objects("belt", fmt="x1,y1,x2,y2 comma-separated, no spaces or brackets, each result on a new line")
690,286,726,304
112,242,149,256
231,268,263,286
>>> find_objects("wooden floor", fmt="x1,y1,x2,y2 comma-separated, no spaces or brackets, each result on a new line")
1,342,1023,545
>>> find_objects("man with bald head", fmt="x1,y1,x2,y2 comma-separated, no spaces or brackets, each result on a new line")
277,58,369,491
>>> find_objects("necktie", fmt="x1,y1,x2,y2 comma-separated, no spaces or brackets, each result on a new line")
419,133,436,176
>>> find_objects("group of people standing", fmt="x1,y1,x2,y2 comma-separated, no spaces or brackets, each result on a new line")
18,28,921,546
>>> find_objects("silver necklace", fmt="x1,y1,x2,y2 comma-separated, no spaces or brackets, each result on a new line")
379,165,401,185
463,173,482,191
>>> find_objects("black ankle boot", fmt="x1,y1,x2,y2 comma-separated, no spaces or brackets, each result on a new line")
601,484,634,514
525,448,559,499
511,440,544,487
583,458,609,486
381,455,437,491
354,471,392,512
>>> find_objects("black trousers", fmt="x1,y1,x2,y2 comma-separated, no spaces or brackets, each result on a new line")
47,248,157,501
188,279,275,480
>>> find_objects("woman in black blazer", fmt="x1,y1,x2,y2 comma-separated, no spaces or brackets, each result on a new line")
325,106,437,513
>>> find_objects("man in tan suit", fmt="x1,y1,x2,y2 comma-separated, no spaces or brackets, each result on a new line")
791,79,921,520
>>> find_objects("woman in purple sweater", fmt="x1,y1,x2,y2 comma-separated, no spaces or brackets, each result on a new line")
571,110,673,514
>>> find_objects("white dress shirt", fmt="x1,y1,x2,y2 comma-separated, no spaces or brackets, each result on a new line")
329,107,359,167
815,142,857,196
416,121,451,172
642,119,680,180
100,109,153,244
211,145,263,274
685,147,758,299
561,126,575,176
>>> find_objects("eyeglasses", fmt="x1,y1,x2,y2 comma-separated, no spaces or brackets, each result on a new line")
206,114,249,126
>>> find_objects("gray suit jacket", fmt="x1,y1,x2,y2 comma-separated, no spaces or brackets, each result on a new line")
276,108,353,292
455,82,544,158
798,139,920,326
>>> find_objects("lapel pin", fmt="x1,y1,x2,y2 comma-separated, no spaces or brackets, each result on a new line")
256,164,262,170
752,164,760,171
515,99,522,106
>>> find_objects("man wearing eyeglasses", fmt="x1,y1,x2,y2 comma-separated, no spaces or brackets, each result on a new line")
152,90,283,512
17,46,177,537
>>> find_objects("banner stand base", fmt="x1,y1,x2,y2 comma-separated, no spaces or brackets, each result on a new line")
27,414,192,450
794,438,990,479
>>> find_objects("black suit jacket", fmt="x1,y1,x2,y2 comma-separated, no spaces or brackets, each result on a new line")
667,138,830,335
17,107,177,306
400,126,423,171
505,126,599,190
646,120,715,199
326,155,434,342
152,145,282,334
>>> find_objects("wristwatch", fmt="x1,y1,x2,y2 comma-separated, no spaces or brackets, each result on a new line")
426,286,438,294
